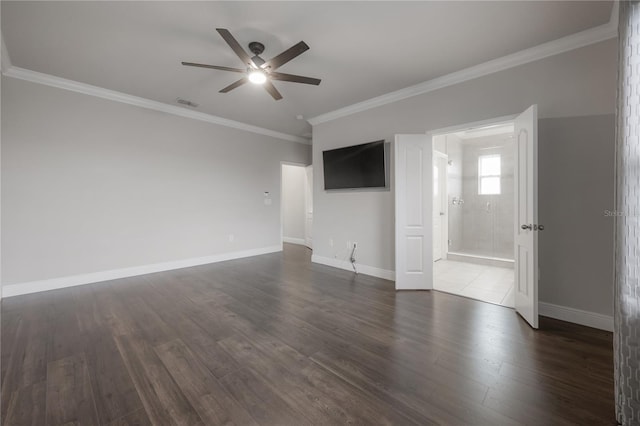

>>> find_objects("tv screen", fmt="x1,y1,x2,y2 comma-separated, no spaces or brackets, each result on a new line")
323,140,386,190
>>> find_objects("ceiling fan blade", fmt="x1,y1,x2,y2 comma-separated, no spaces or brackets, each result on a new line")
216,28,254,68
219,77,248,93
264,41,309,70
269,71,321,86
181,62,245,73
263,80,283,100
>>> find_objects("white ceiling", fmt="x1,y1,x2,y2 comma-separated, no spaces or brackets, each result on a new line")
2,1,613,138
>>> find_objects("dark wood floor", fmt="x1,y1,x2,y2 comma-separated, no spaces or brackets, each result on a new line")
1,244,615,425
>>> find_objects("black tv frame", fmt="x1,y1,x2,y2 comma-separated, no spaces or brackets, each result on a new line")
322,140,389,191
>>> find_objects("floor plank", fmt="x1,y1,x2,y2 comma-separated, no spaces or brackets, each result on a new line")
45,354,99,426
106,408,152,426
83,330,145,425
4,381,46,426
113,333,204,426
74,286,146,425
219,367,311,425
154,338,258,426
218,331,430,425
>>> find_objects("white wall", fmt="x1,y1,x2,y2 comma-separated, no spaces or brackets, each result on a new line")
538,114,614,317
281,164,306,244
312,40,616,318
1,76,311,288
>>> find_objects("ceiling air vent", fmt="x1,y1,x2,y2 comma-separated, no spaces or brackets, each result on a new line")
177,98,198,108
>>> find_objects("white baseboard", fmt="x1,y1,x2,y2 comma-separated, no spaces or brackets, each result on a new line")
311,255,395,281
282,237,306,245
2,245,282,298
311,257,612,331
2,248,613,333
539,302,613,332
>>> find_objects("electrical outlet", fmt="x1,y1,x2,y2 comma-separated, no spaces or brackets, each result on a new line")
228,234,235,242
329,239,334,247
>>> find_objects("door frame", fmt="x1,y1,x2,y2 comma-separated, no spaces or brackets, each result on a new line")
423,114,523,300
426,115,518,280
426,114,519,284
304,165,313,249
432,150,449,262
428,114,518,138
280,161,311,248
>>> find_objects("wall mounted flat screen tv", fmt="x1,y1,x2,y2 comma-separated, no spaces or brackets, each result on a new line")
323,140,386,190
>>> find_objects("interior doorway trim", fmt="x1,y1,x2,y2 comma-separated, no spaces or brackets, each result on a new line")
429,117,517,310
432,150,449,262
428,114,518,138
280,161,311,248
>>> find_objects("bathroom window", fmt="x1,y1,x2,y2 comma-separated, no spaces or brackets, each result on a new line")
478,154,501,195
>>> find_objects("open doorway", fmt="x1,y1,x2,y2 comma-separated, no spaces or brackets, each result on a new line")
395,105,539,328
281,163,313,250
432,123,515,307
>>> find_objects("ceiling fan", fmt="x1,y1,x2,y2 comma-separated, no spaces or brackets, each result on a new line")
181,28,321,100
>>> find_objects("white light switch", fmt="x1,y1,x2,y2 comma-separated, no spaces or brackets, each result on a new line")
264,198,272,205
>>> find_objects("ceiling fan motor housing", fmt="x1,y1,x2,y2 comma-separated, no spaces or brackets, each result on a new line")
248,42,266,67
248,41,265,55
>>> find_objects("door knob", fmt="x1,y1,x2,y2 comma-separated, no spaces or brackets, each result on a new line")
521,224,532,230
537,225,544,231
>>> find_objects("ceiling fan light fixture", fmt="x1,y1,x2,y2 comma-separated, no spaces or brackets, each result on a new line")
248,69,267,85
181,29,320,99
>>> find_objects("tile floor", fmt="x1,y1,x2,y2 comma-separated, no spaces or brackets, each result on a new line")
433,259,514,307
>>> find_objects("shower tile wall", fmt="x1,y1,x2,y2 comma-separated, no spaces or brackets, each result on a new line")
448,134,514,259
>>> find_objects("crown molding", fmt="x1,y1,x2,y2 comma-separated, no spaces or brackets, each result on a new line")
308,19,618,126
2,66,311,145
610,1,619,30
1,36,11,74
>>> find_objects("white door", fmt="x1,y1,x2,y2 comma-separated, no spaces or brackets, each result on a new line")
304,165,313,249
514,105,539,328
395,134,433,290
433,153,448,261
